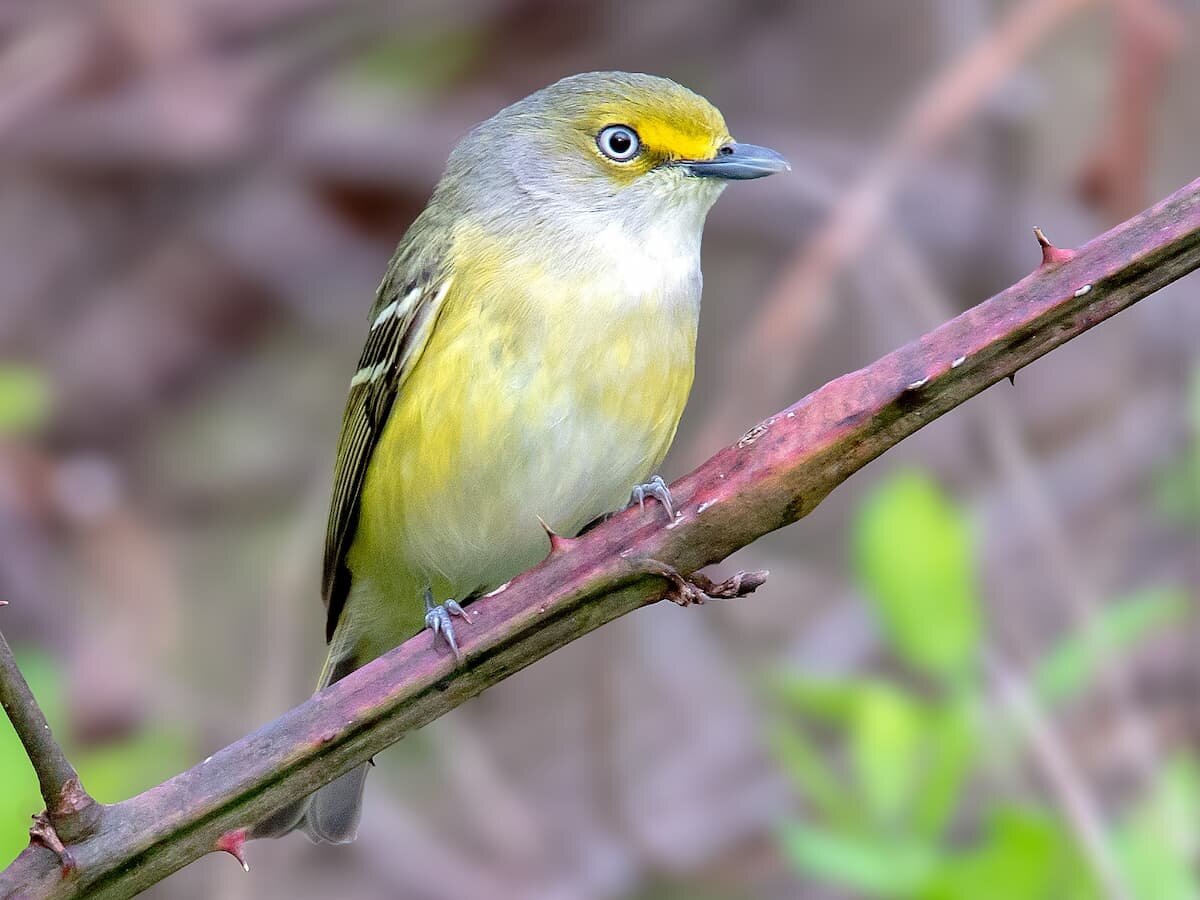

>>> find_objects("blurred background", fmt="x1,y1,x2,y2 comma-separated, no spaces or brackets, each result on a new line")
1,0,1198,897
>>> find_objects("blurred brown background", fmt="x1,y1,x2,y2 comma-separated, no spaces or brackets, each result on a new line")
1,1,1197,898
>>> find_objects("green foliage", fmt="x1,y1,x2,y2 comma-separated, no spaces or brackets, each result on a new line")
921,807,1098,900
779,822,937,897
1033,587,1191,705
1114,756,1200,900
0,364,51,436
0,648,192,867
1152,366,1200,525
771,675,975,839
853,471,979,680
772,468,1196,899
850,682,925,827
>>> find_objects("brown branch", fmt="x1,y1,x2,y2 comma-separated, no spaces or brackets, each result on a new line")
0,628,101,854
1,176,1198,899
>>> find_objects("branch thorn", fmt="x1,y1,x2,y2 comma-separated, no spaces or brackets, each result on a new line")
1033,226,1076,266
215,829,249,872
537,516,576,554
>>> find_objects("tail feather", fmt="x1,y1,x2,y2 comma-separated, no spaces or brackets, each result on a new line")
253,640,370,844
300,763,370,844
296,641,370,843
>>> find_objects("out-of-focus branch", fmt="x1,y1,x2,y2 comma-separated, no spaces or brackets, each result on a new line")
693,0,1094,456
0,627,100,854
985,648,1132,900
1075,0,1185,221
1,177,1198,899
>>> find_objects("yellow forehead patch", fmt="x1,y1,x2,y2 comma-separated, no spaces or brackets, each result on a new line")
592,93,730,162
631,116,727,162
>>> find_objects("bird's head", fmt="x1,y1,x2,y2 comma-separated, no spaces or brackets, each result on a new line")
443,72,789,239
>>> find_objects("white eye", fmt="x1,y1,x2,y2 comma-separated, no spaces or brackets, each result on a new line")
597,124,640,161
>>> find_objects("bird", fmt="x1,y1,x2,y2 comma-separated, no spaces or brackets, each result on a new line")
281,71,788,844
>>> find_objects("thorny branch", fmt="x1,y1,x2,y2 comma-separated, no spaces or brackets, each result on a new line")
1,176,1198,899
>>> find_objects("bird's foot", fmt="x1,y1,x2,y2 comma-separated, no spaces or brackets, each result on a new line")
424,587,472,662
628,475,674,520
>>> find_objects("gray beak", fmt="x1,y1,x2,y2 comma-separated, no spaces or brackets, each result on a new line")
678,142,791,180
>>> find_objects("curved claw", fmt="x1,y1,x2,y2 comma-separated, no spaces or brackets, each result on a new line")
424,588,473,662
629,475,674,520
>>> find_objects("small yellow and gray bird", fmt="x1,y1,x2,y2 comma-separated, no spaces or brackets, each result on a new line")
286,71,787,843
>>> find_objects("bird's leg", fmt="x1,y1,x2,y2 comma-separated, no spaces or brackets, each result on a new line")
424,587,472,662
628,475,674,520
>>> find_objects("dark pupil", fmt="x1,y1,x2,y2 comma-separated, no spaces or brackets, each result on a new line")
609,131,631,154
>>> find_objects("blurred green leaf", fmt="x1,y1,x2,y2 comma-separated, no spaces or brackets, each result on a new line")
1153,366,1200,525
779,822,936,897
1152,451,1200,525
0,364,51,436
912,698,976,840
771,675,980,837
770,673,879,723
853,471,980,679
921,806,1099,900
76,729,191,805
1033,587,1190,705
1116,755,1200,900
767,720,855,827
851,684,923,827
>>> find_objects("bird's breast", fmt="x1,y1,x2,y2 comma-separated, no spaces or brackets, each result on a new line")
353,223,702,608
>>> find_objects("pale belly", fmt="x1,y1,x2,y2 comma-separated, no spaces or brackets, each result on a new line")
346,276,699,645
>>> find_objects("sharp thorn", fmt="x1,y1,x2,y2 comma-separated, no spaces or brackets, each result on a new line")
537,515,576,554
1033,226,1075,266
215,829,249,873
1007,373,1017,386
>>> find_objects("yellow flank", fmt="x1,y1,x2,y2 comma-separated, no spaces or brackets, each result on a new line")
344,223,697,659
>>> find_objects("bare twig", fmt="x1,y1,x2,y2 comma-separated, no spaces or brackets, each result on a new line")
1,176,1198,899
0,628,100,850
